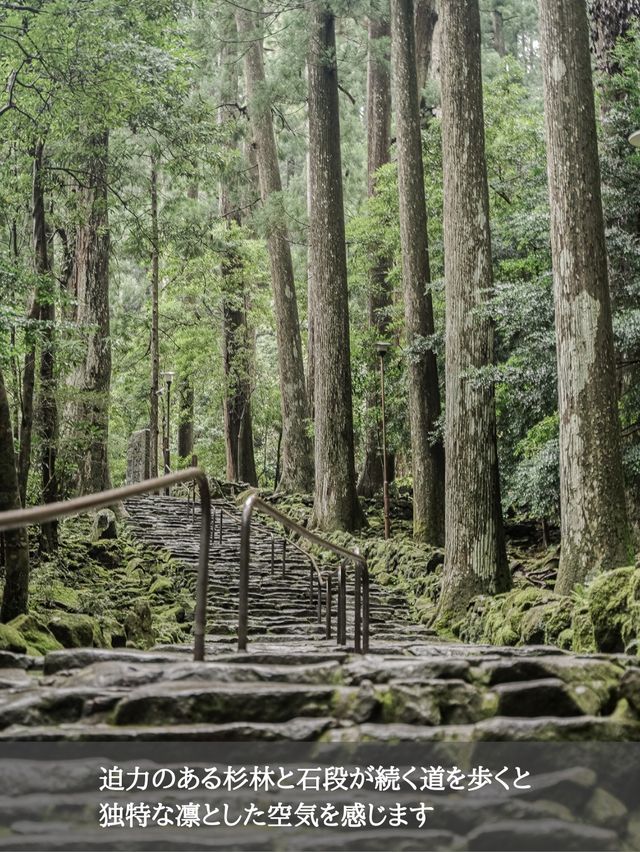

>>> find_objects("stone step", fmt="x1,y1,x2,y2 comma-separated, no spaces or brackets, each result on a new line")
111,682,374,726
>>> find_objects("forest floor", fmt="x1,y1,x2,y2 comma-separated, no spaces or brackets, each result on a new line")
0,493,639,848
1,486,638,661
269,489,640,659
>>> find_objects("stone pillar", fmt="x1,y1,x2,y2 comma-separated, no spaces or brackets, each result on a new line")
126,429,150,484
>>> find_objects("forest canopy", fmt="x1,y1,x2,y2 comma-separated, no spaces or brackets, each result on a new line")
1,0,640,624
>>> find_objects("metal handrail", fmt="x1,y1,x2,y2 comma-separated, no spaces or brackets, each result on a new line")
239,493,370,654
210,500,325,626
0,468,211,662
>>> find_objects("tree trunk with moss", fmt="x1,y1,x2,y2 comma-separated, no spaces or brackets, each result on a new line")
0,365,30,622
589,0,640,73
71,130,111,494
18,143,47,506
308,5,362,531
177,377,194,461
149,157,160,479
358,13,395,499
391,0,445,544
35,158,58,550
438,0,509,617
539,0,630,594
414,0,438,89
236,2,313,493
218,30,258,487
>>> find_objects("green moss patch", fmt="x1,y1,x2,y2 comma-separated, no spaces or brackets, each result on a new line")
0,516,196,656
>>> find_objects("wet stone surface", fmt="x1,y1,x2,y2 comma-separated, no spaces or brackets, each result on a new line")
1,495,639,850
0,494,637,741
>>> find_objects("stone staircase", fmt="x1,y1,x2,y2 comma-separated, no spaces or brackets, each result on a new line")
0,494,638,743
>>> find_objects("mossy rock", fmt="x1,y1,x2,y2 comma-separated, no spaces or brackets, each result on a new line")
46,582,81,612
587,566,635,652
0,623,27,654
159,604,187,624
519,598,572,646
520,605,549,644
557,628,573,650
87,540,121,569
99,617,127,648
8,614,63,655
123,599,156,649
91,509,117,541
47,613,102,648
572,606,596,653
460,586,568,645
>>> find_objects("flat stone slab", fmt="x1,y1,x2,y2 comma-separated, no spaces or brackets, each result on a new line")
43,648,187,675
112,681,343,726
0,716,333,741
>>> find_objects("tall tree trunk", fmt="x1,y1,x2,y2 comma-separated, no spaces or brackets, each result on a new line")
71,130,111,494
177,377,194,461
149,157,160,479
221,271,258,485
218,33,258,487
18,143,47,506
438,0,509,617
37,203,58,551
0,365,30,622
414,0,438,90
235,2,314,493
539,0,630,594
307,5,362,531
306,147,316,420
492,6,507,56
391,0,445,544
358,13,395,498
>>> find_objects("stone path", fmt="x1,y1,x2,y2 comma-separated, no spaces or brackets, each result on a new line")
2,496,640,848
0,494,638,742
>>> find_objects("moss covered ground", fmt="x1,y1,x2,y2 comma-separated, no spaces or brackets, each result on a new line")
0,516,195,656
267,491,640,656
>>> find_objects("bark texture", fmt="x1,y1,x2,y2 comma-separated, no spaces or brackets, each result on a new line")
414,0,438,89
358,13,394,499
36,199,58,551
71,130,111,494
0,365,30,621
589,0,640,72
18,143,46,506
218,34,258,487
492,6,507,56
307,5,362,531
539,0,630,593
149,158,160,479
236,3,314,493
221,278,258,485
391,0,445,544
177,377,194,461
438,0,509,616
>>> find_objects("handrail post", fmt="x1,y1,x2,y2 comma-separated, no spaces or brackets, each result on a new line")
362,567,370,653
354,563,362,653
337,562,347,645
234,492,371,654
238,495,255,651
193,472,211,662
